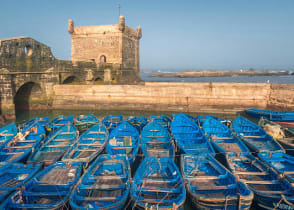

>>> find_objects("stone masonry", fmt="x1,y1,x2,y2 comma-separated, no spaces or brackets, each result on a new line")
0,16,142,117
69,16,142,80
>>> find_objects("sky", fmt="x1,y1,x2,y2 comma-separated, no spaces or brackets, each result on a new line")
0,0,293,71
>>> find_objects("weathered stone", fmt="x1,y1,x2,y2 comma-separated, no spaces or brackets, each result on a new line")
0,16,142,115
52,83,294,113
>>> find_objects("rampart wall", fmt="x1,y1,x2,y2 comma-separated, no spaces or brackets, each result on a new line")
52,82,294,113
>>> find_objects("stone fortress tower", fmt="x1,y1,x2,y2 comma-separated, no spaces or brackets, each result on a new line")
68,16,142,83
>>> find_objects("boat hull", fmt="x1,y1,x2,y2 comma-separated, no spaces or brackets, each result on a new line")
276,121,294,128
2,161,82,210
131,157,186,209
253,192,294,210
70,154,130,210
131,202,184,210
188,189,252,210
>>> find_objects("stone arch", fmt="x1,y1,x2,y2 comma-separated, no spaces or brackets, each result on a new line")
14,82,43,112
62,75,79,84
94,77,103,85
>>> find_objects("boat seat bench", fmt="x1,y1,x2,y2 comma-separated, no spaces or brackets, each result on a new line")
235,171,268,175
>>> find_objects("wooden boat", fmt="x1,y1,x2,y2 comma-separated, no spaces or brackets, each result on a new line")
0,162,41,203
2,161,82,209
150,115,171,129
197,115,232,127
181,154,253,209
232,115,285,153
70,154,130,210
19,117,49,131
196,115,219,126
106,121,139,165
45,115,74,133
74,114,99,133
0,122,46,163
259,117,294,154
171,113,215,155
62,122,108,167
141,120,175,159
202,117,250,156
126,116,148,133
245,108,294,127
0,123,17,148
131,157,186,209
226,152,294,209
258,152,294,183
27,124,78,166
102,115,123,133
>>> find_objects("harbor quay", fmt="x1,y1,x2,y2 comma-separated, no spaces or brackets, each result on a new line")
1,2,294,209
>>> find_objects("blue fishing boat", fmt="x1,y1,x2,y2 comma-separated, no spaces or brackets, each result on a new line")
2,161,82,209
245,108,294,127
226,152,294,209
258,152,294,183
131,157,186,209
126,116,148,133
106,121,139,165
74,114,99,133
62,122,108,167
102,115,123,133
259,117,294,154
19,117,49,131
150,115,171,129
141,121,175,159
181,154,253,209
197,115,231,127
202,117,250,156
196,115,218,126
70,154,130,210
232,115,285,153
171,113,215,155
0,122,45,163
0,162,41,203
0,123,17,148
27,124,78,166
45,115,74,133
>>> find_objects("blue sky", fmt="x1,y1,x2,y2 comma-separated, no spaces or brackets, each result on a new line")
0,0,293,71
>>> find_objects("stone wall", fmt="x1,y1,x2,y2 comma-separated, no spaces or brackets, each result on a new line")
268,84,294,110
0,69,14,114
70,25,122,64
52,82,294,113
0,37,55,72
122,26,140,70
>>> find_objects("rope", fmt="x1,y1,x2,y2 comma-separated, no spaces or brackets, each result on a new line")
281,194,294,208
273,195,284,210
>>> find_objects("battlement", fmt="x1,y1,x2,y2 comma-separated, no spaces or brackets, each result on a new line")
71,25,119,35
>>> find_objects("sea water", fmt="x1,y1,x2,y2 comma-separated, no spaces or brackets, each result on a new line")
141,72,294,84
